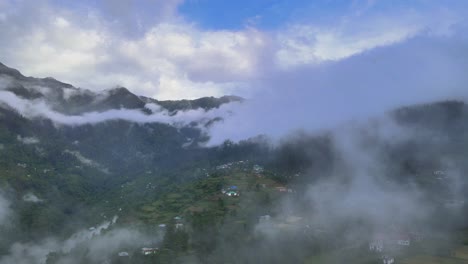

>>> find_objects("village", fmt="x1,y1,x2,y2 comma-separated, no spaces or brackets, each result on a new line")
109,164,468,264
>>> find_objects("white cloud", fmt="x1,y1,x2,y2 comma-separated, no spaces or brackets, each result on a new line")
0,0,465,104
275,8,460,68
207,31,468,144
276,24,419,68
0,90,239,127
118,24,265,98
12,17,110,77
0,4,265,100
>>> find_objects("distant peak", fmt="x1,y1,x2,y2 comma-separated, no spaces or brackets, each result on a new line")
0,61,25,79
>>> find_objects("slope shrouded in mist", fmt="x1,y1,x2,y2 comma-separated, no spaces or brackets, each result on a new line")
0,62,242,130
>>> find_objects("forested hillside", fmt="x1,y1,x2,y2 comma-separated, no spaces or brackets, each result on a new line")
1,63,468,263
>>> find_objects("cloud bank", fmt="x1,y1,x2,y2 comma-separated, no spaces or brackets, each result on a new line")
208,30,468,144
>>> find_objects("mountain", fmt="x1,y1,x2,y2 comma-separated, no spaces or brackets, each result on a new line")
1,62,468,263
0,62,242,115
0,62,259,252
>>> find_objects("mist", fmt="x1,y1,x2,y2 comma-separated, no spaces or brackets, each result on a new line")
207,32,468,145
201,111,468,263
0,191,11,227
0,90,238,127
1,3,468,264
0,214,157,264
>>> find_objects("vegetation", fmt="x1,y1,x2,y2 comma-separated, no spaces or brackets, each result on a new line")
2,61,468,263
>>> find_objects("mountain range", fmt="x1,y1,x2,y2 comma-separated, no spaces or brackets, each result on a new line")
1,62,468,263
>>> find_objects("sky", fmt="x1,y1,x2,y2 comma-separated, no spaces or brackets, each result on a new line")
0,0,466,101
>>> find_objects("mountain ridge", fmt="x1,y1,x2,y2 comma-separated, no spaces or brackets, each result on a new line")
0,62,242,116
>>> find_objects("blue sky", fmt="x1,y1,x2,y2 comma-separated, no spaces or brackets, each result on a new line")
177,0,410,30
179,0,310,29
58,0,339,29
52,0,442,31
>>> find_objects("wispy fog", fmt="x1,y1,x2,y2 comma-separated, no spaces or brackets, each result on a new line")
204,114,468,263
0,90,238,127
0,215,156,264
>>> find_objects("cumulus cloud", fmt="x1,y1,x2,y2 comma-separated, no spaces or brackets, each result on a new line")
0,1,265,100
1,11,111,81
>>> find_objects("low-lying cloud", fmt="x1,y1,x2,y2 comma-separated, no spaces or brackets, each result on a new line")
0,90,238,127
210,115,466,263
0,215,156,264
208,31,468,145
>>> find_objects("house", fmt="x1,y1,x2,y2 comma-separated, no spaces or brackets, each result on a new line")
253,165,264,173
382,256,394,264
369,240,384,252
409,231,424,242
275,186,287,192
395,235,411,246
141,247,158,256
223,186,240,197
176,223,184,230
118,252,129,257
372,232,411,248
225,190,239,197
